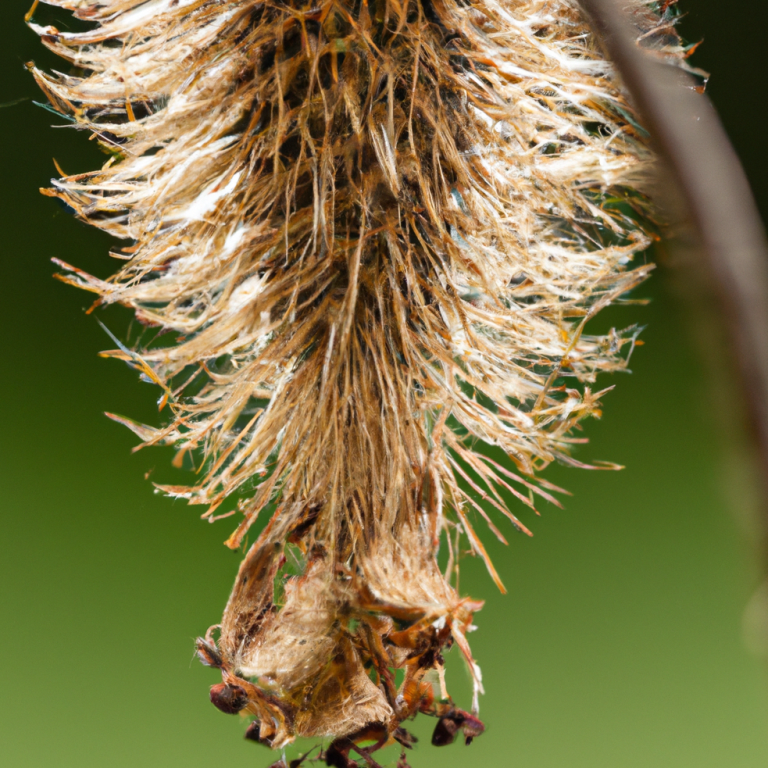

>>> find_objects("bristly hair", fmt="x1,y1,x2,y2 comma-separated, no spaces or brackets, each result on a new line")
30,0,685,758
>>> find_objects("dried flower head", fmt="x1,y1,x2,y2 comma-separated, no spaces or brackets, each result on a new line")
30,0,684,761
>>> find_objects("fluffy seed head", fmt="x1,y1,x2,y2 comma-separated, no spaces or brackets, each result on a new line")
31,0,685,756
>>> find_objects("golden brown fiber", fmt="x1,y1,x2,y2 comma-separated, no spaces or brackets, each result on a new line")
31,0,685,760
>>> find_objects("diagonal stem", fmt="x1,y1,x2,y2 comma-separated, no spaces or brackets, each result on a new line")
579,0,768,544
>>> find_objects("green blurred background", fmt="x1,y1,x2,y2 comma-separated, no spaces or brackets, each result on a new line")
2,1,768,766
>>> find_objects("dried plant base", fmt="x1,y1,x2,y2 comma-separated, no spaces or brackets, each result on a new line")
197,519,484,754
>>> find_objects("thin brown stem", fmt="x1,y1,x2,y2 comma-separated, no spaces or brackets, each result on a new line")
579,0,768,532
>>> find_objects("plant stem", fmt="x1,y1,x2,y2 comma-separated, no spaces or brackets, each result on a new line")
580,0,768,545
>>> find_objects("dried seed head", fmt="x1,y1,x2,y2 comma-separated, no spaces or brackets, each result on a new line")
30,0,686,760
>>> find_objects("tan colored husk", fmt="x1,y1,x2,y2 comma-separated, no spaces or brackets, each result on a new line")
31,0,684,754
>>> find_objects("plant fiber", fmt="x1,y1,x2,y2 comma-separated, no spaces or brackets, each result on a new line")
30,0,684,757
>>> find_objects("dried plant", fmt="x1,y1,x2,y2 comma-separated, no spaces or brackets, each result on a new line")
29,0,686,763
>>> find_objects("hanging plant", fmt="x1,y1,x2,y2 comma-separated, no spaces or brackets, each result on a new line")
28,1,695,765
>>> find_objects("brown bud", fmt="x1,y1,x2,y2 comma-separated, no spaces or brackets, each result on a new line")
431,716,459,746
209,683,248,714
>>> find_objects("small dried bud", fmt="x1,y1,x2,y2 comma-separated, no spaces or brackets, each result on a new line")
431,717,460,747
209,683,248,715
